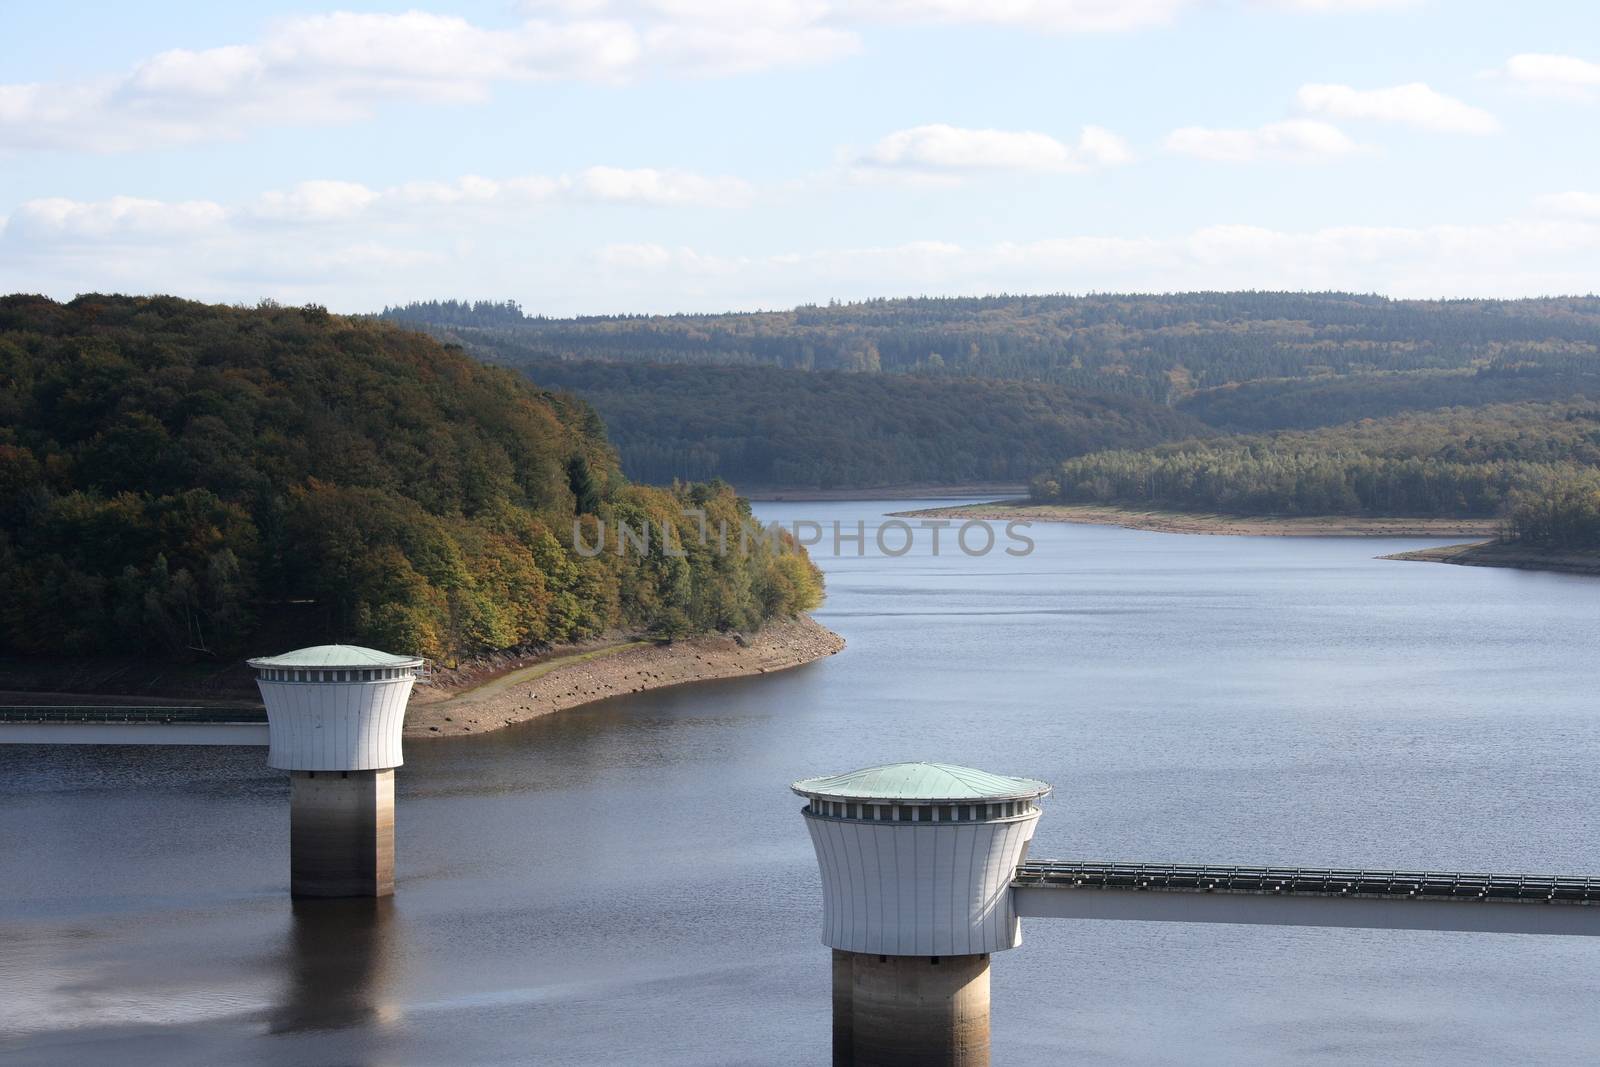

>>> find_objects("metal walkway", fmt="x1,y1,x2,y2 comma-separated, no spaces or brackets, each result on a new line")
0,706,269,746
0,706,265,724
1013,859,1600,936
1015,859,1600,904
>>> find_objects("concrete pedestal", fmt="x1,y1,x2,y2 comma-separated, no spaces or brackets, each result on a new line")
289,769,395,898
832,950,991,1067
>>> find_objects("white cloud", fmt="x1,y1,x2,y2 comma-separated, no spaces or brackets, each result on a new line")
1164,119,1363,161
642,22,859,76
543,0,1196,33
555,0,1418,32
857,124,1132,176
5,166,749,243
389,175,563,208
1296,82,1499,134
1264,0,1418,10
4,196,227,242
1499,53,1600,100
1,3,1434,153
1536,191,1600,221
0,12,675,153
835,0,1192,33
573,166,754,205
251,181,381,223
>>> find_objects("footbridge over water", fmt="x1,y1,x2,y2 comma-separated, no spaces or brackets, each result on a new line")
1012,858,1600,937
794,762,1600,1067
0,705,268,745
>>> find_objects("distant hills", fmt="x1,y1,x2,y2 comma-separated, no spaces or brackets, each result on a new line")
510,360,1205,488
381,292,1600,496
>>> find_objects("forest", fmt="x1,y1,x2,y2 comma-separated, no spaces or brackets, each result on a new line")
518,360,1205,487
381,294,1600,509
1505,473,1600,549
1031,401,1600,526
0,295,822,663
382,292,1600,405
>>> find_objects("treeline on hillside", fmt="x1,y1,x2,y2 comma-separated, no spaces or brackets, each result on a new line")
519,360,1207,487
1031,402,1600,519
379,299,528,328
381,292,1600,406
1178,363,1600,432
0,295,820,663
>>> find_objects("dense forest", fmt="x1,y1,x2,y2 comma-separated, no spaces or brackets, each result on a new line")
519,360,1205,487
0,295,822,663
1177,363,1600,433
382,292,1600,406
1506,473,1600,549
1031,402,1600,520
380,294,1600,503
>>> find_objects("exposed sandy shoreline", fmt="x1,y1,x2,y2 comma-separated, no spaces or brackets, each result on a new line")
404,614,844,738
892,500,1503,538
1381,541,1600,577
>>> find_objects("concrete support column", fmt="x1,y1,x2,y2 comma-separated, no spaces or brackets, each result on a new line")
289,769,394,898
832,950,855,1065
832,950,991,1067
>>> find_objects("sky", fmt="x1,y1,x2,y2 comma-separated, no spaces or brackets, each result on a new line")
2,1,1598,315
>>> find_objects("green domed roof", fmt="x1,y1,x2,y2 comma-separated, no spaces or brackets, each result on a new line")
247,644,423,669
792,762,1051,803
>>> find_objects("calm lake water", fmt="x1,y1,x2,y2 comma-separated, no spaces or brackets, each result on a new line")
3,500,1599,1066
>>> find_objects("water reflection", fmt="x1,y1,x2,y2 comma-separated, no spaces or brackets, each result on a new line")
270,898,398,1034
7,502,1600,1064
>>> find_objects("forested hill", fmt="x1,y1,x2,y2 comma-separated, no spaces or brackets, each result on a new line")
1033,400,1600,522
381,293,1600,406
0,295,821,663
520,360,1205,487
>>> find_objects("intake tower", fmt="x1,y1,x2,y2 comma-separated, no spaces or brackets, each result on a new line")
793,761,1052,1067
249,645,421,897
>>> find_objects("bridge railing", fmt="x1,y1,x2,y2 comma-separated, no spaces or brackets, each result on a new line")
0,706,267,725
1014,860,1600,905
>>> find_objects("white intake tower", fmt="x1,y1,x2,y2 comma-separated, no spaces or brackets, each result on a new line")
250,644,422,771
792,762,1052,1067
793,761,1050,956
248,645,422,898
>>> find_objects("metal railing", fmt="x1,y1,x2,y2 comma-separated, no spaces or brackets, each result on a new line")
0,706,266,725
1015,860,1600,905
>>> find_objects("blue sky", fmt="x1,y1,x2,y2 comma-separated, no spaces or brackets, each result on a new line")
3,1,1598,314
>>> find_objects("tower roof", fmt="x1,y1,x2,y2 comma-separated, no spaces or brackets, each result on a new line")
792,762,1051,803
247,644,423,670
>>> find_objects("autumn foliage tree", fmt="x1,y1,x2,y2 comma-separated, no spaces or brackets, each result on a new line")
0,294,821,662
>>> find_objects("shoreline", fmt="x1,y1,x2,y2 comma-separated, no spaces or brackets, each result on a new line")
1381,541,1600,577
741,483,1026,502
0,616,846,732
891,500,1503,538
404,614,844,738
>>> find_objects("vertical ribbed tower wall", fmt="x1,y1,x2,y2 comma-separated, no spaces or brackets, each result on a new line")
793,763,1052,1067
249,646,422,899
257,673,414,771
803,807,1039,956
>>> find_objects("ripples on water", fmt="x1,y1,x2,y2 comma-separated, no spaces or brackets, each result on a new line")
2,501,1598,1065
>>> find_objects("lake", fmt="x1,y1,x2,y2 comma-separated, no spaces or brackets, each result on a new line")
3,500,1598,1066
